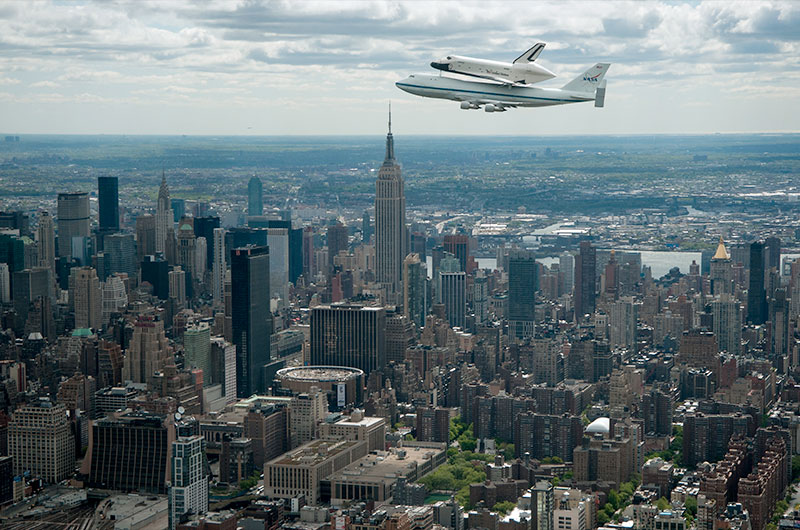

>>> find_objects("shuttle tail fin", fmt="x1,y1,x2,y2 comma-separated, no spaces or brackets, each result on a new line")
562,63,611,93
513,43,546,64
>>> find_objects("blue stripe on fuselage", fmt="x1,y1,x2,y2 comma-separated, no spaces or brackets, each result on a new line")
396,82,585,103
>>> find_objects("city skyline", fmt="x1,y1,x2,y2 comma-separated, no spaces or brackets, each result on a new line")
0,0,798,135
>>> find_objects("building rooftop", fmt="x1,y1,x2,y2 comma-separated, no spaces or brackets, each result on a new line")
328,445,446,484
268,438,366,467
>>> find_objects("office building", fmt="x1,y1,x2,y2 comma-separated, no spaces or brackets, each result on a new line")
439,271,466,329
310,304,386,375
210,337,236,399
57,192,90,258
267,227,289,306
748,241,767,325
319,409,386,452
264,438,369,505
212,228,226,305
231,245,271,397
532,481,555,530
193,216,220,271
326,222,348,273
0,263,9,303
609,297,638,351
123,314,171,389
8,399,75,483
156,174,174,254
13,266,52,329
69,266,102,330
169,435,208,530
98,176,119,232
244,404,289,468
220,437,254,484
86,411,169,493
136,214,156,261
37,211,56,275
184,323,211,386
508,249,536,341
177,219,197,284
103,232,137,279
574,240,596,320
289,388,329,448
169,266,187,306
713,294,742,355
711,237,734,295
248,176,263,216
444,234,470,274
103,276,129,330
375,110,406,303
141,255,169,299
403,253,428,328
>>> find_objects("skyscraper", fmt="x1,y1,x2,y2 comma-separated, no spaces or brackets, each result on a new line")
508,249,536,341
440,271,466,330
155,173,174,255
326,223,348,273
403,253,427,328
57,192,90,258
710,237,733,295
310,304,386,375
123,314,171,389
98,176,119,232
574,240,596,321
267,227,289,306
748,241,767,325
168,435,208,530
103,232,137,278
248,176,263,217
184,323,212,385
193,216,220,270
136,213,156,261
69,266,102,330
375,110,406,303
230,246,271,397
212,227,226,305
37,211,56,276
8,399,75,484
444,234,470,274
713,293,742,355
559,252,574,296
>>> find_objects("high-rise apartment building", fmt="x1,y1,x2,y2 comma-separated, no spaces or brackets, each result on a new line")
98,176,119,232
574,240,596,320
508,249,536,341
310,304,386,375
375,111,406,303
230,245,271,397
8,399,75,483
168,435,208,530
248,176,263,216
57,192,90,258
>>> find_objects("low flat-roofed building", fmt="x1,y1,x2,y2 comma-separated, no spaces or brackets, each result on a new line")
319,409,386,452
264,438,369,505
328,442,447,505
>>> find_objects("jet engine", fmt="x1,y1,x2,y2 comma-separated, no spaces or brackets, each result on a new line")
460,101,471,110
484,104,496,113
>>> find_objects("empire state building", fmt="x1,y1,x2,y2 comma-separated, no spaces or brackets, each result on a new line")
375,110,406,304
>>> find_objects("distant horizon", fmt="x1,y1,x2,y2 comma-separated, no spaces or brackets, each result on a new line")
3,131,800,138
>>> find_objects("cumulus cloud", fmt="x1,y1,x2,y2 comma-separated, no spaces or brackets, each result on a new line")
0,0,797,134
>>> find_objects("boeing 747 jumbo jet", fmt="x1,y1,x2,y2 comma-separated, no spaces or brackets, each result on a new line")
397,60,610,113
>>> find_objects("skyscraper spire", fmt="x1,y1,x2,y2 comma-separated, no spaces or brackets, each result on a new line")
383,103,395,165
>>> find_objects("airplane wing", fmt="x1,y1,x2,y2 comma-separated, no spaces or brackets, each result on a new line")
513,43,546,64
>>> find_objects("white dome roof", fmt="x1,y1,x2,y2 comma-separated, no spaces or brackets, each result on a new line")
585,417,610,434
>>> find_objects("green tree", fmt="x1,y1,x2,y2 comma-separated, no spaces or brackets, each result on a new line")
657,497,671,511
493,501,517,515
792,456,800,482
685,496,697,517
597,512,610,525
608,490,620,510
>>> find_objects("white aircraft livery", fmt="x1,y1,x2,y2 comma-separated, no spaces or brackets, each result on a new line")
396,63,610,113
430,43,556,86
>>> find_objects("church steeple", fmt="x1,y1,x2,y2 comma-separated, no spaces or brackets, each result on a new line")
383,103,395,165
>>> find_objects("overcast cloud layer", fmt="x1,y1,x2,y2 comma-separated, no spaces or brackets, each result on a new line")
0,0,798,135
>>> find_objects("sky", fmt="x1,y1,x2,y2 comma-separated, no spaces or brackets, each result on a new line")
0,0,799,136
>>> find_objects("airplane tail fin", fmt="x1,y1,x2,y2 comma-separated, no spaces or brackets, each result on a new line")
562,63,611,93
513,43,546,64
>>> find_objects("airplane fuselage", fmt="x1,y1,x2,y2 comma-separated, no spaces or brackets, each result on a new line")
431,55,556,85
396,74,594,108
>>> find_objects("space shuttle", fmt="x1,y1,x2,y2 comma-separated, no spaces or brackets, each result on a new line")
430,43,556,86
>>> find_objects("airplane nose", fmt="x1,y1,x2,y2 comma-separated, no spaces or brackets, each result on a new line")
430,62,448,72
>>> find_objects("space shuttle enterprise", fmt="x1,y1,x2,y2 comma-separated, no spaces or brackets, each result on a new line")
397,43,610,113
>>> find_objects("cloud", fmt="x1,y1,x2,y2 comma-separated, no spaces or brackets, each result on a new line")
0,0,797,134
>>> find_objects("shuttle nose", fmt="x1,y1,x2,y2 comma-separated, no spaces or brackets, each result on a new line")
430,61,448,72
